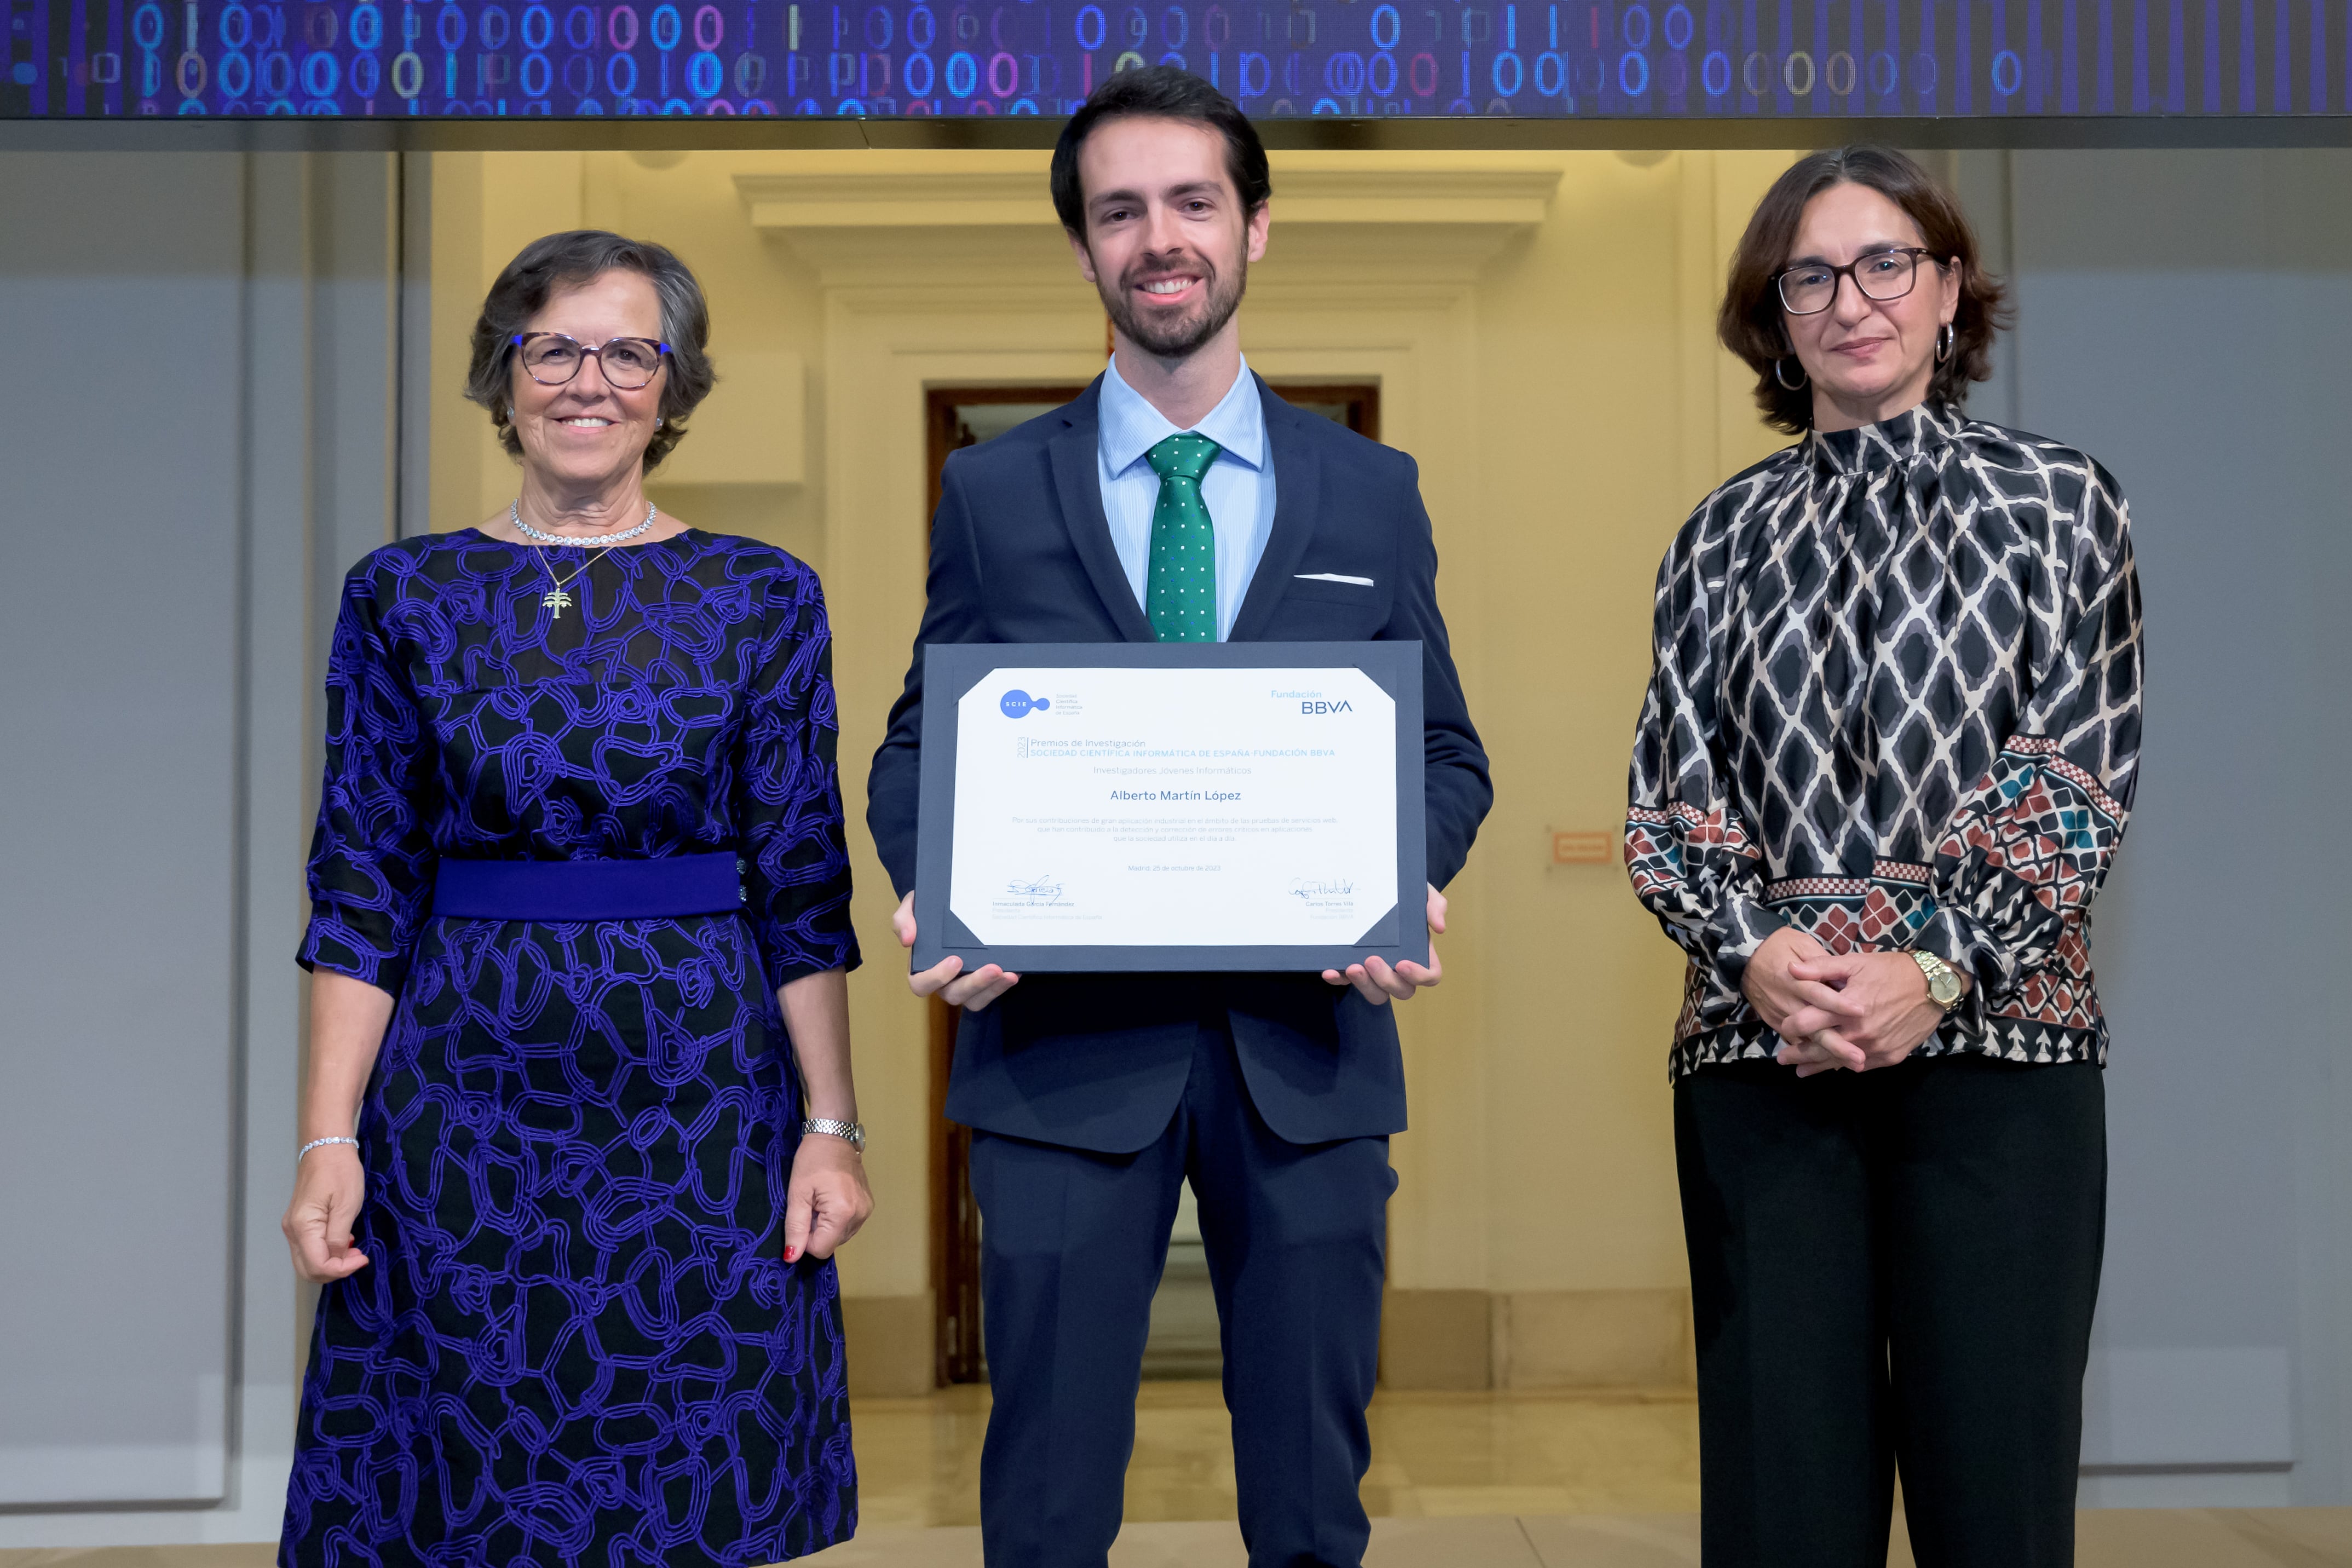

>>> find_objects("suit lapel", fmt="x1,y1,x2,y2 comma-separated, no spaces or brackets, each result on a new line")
1047,378,1157,644
1227,378,1319,644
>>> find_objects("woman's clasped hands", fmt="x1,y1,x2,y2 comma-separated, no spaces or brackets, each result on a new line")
1741,925,1961,1077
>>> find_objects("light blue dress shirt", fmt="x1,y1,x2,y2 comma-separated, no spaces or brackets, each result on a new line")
1097,353,1277,642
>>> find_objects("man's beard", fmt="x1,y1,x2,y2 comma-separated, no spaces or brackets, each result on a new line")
1099,249,1248,360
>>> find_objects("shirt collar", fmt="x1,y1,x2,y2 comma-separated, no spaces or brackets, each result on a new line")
1099,353,1266,476
1806,401,1964,477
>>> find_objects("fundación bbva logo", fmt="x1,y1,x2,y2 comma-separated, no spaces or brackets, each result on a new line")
999,689,1052,719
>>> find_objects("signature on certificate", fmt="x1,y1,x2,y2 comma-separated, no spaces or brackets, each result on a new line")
1006,875,1066,902
1288,877,1356,901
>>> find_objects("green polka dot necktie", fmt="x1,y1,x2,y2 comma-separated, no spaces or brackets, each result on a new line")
1144,433,1223,642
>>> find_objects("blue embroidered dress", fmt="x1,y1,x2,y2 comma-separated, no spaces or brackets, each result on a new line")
281,529,861,1568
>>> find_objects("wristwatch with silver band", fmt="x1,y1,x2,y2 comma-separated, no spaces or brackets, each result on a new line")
802,1117,866,1154
1909,950,1965,1012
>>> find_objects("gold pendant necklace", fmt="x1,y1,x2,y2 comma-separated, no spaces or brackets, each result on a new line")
534,552,610,620
517,501,658,620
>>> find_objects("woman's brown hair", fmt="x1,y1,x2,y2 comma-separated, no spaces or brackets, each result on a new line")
1719,147,2011,435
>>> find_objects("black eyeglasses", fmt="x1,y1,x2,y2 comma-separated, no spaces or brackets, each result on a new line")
1775,247,1942,315
510,332,671,389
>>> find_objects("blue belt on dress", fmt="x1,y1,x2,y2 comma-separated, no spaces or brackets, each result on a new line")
431,852,746,921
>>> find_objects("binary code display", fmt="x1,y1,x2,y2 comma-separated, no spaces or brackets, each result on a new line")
6,0,2348,118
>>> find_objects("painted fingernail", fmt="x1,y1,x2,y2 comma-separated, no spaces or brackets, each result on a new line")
784,1246,799,1261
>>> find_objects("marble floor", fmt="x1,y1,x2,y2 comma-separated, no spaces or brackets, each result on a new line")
827,1381,2352,1567
799,1508,2352,1566
4,1387,2347,1568
850,1382,1705,1527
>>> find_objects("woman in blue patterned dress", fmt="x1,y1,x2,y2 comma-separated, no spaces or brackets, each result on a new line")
278,230,868,1568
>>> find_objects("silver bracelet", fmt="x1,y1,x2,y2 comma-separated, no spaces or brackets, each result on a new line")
297,1136,359,1163
802,1118,865,1154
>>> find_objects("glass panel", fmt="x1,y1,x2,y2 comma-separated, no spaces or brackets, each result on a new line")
953,402,1063,446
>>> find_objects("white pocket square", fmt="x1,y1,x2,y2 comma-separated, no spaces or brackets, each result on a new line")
1295,572,1375,587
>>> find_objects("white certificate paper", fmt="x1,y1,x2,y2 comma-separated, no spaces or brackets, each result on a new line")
947,666,1398,947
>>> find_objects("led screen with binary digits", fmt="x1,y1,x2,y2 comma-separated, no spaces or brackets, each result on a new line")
5,0,2349,120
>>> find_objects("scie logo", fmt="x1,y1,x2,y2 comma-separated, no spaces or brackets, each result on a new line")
1301,700,1354,714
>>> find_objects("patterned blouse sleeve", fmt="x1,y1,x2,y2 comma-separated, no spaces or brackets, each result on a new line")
1915,459,2143,1002
1624,498,1786,995
739,560,862,992
299,564,437,996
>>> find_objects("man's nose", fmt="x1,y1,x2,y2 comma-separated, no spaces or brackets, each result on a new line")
1139,201,1188,257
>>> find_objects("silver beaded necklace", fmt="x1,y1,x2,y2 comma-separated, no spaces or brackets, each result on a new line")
511,498,658,546
512,499,658,620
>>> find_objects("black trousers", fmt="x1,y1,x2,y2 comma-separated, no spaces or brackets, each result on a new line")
969,1017,1393,1568
1675,1054,2106,1568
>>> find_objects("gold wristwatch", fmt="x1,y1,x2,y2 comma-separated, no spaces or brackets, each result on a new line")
1909,950,1964,1011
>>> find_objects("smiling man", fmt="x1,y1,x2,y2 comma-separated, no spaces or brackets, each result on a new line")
866,68,1490,1568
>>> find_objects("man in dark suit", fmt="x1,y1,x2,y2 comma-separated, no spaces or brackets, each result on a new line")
865,66,1490,1568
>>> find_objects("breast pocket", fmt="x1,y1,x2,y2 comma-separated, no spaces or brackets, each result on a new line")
1276,575,1392,640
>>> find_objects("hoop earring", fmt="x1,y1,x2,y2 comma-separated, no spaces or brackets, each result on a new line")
1775,356,1808,391
1935,323,1955,364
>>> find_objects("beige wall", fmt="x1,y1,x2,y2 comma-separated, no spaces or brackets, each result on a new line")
427,146,1793,1392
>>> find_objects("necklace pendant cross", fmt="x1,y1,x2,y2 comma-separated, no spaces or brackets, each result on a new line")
541,588,573,619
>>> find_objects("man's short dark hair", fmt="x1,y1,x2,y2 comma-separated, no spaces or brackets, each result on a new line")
1050,66,1272,238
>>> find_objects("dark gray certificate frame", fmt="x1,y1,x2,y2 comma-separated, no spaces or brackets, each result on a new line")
912,641,1426,975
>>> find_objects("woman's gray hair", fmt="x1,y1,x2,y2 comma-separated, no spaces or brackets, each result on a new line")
464,230,716,472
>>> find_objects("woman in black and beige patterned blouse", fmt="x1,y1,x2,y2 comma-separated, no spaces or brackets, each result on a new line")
1625,147,2142,1568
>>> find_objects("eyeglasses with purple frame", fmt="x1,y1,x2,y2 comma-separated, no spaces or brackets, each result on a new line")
509,332,672,389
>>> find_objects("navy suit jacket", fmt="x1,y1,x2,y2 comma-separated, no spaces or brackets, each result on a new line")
867,376,1491,1154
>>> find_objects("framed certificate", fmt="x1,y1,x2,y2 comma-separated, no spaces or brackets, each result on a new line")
910,642,1426,974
